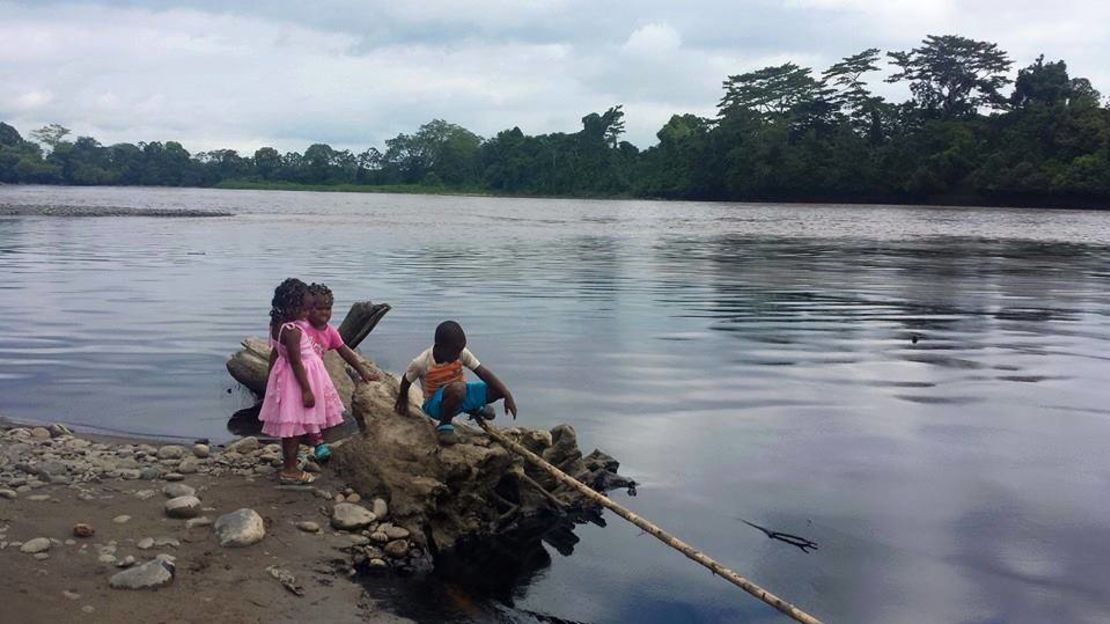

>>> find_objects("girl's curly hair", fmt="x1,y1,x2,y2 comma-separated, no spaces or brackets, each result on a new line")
308,282,334,307
270,277,309,325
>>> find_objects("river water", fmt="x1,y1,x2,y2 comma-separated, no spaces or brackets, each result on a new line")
2,186,1109,623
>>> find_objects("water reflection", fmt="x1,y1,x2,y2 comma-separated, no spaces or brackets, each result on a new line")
3,187,1110,623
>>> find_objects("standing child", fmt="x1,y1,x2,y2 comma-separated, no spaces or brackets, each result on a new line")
303,282,380,460
258,278,344,483
394,320,517,445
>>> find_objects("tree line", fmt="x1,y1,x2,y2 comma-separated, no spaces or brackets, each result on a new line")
2,34,1108,206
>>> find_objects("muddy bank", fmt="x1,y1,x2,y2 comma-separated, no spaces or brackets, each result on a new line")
0,423,416,624
0,204,232,217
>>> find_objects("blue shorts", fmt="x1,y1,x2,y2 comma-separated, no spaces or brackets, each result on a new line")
422,381,489,420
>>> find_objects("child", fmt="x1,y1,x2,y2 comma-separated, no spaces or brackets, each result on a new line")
303,282,380,460
258,278,344,484
394,320,517,445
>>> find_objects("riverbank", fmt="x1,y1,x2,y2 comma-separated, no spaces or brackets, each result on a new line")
0,422,416,624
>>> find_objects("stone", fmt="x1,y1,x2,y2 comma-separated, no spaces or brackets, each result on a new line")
63,590,81,600
349,535,371,546
137,537,154,550
382,525,410,540
346,493,361,503
109,559,175,590
34,460,67,478
82,606,95,614
48,424,73,437
192,444,210,459
138,467,161,480
0,489,16,499
163,483,195,499
369,531,389,544
213,508,265,547
185,517,212,529
295,521,320,533
164,473,185,482
34,553,50,560
384,539,409,558
176,458,199,474
112,515,131,524
156,446,186,460
164,496,202,519
116,555,136,568
72,523,95,538
119,469,142,480
153,537,180,548
20,538,51,554
225,436,260,454
368,557,388,569
98,553,118,564
27,494,50,502
30,427,51,440
134,489,157,500
371,498,388,519
330,503,376,531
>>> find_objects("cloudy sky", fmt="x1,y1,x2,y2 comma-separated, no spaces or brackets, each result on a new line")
1,0,1107,154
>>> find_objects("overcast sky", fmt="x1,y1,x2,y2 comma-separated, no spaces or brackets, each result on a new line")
1,0,1108,154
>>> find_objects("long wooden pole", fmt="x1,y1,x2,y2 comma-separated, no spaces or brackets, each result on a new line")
477,421,823,624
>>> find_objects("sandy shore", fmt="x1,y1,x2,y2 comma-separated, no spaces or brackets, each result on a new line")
0,423,416,624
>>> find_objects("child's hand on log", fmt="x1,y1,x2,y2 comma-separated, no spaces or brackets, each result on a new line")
357,365,380,383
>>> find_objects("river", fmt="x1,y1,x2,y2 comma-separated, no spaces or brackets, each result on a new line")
2,185,1109,623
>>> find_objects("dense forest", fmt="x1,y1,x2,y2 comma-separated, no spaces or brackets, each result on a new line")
2,35,1108,206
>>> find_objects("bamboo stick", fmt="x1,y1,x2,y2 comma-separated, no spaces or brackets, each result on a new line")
478,421,823,624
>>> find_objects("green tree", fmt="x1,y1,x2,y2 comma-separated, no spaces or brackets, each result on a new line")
887,35,1013,118
30,123,71,152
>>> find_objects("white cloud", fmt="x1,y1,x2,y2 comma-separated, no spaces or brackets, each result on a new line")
0,0,1107,151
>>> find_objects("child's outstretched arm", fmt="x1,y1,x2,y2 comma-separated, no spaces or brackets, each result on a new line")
336,345,380,383
474,365,517,419
282,326,315,408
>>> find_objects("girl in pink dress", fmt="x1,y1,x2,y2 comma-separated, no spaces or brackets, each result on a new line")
257,278,344,484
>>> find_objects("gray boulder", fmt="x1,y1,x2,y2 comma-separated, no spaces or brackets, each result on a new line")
164,496,202,519
109,559,175,590
331,502,376,530
214,509,265,547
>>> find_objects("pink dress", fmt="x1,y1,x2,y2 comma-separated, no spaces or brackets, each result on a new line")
258,320,344,438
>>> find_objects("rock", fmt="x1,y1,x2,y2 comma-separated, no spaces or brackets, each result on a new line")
156,446,187,460
109,559,175,590
27,494,50,502
382,525,410,540
185,517,212,529
368,557,388,569
112,515,131,524
119,469,142,480
192,444,210,459
82,606,95,614
30,427,51,440
369,531,389,544
137,537,154,550
153,537,180,548
63,590,81,600
134,489,157,500
48,424,73,438
371,498,388,519
295,521,320,533
0,489,16,499
349,535,370,546
225,437,260,454
346,493,362,503
334,494,346,503
98,553,118,564
176,458,200,474
34,460,67,478
164,496,202,519
72,523,95,538
164,473,185,482
330,503,376,530
384,539,409,558
34,553,50,560
139,467,161,480
116,555,136,568
213,509,265,547
20,537,51,554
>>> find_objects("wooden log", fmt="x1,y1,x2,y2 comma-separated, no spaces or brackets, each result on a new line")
338,301,391,350
477,421,823,624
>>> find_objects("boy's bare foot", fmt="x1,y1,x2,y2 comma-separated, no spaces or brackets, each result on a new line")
436,424,459,446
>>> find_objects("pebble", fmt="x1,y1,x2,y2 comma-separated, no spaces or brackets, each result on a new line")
225,436,260,454
98,553,117,564
295,521,320,533
164,496,202,519
109,558,175,590
331,503,376,530
119,469,142,480
63,590,81,600
382,525,410,540
82,606,95,614
346,493,362,504
349,535,371,546
134,489,157,500
185,517,213,529
369,531,389,544
192,443,210,459
156,446,187,460
0,488,16,499
368,557,388,569
30,427,51,440
137,538,155,550
20,537,51,554
27,494,51,502
34,552,50,560
164,473,185,482
112,515,131,524
139,467,161,480
73,523,95,538
116,555,137,568
163,483,196,498
384,539,409,558
176,458,200,474
371,498,388,519
214,508,265,547
153,537,180,548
